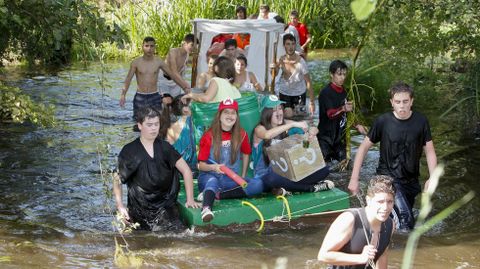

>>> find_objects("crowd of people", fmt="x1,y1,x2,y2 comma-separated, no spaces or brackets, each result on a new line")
114,5,438,268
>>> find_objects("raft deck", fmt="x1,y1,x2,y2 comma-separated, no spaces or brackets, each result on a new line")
178,183,349,227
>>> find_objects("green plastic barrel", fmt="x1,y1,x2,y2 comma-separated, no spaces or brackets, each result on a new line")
191,92,260,145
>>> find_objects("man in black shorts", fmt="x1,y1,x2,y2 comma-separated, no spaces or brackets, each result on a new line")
349,82,438,231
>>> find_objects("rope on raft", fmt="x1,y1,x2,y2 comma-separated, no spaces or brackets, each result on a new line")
241,201,265,232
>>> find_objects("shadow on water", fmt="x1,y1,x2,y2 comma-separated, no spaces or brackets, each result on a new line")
0,60,479,268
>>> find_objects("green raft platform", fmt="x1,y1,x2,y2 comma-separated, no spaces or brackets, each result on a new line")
177,182,349,227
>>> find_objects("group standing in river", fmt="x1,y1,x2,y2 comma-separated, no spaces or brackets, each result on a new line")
114,5,438,268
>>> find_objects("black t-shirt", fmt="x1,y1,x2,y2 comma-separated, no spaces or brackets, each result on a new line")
368,111,432,182
317,83,347,146
118,138,182,230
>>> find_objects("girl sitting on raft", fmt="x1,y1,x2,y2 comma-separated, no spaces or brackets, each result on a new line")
252,95,334,195
165,95,197,174
234,55,262,92
197,98,263,222
182,56,241,103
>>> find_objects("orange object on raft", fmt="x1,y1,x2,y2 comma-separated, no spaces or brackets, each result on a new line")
219,165,248,188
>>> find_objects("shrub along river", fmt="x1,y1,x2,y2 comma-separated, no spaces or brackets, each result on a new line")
0,61,479,268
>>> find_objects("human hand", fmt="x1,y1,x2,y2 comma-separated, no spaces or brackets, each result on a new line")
212,164,224,174
269,62,277,69
360,245,377,263
347,179,360,195
119,95,126,108
117,205,130,223
294,121,308,130
185,199,201,209
309,101,315,116
181,94,191,105
344,101,353,112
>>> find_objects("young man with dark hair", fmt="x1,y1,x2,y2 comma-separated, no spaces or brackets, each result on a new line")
272,33,314,118
289,10,312,59
349,81,438,231
318,175,395,269
219,38,246,61
273,15,303,54
113,106,200,231
317,60,367,164
159,34,196,105
120,37,190,118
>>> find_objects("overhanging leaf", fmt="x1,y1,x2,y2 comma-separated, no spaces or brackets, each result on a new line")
351,0,377,21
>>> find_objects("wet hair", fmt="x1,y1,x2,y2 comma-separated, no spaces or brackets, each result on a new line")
389,81,414,99
209,109,242,164
214,56,236,83
236,54,248,66
135,106,160,123
143,36,155,44
367,175,396,197
329,60,348,74
183,33,198,44
224,38,238,49
282,33,296,45
236,5,247,18
171,94,190,116
135,106,170,138
290,10,299,18
259,107,287,164
274,15,285,24
260,4,270,12
208,54,219,62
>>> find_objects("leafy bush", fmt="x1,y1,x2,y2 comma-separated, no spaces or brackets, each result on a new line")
0,83,55,127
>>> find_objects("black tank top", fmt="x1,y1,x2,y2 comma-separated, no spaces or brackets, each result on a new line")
329,208,393,269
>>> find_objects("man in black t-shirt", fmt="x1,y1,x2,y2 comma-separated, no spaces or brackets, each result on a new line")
317,60,366,163
349,82,438,231
113,107,200,231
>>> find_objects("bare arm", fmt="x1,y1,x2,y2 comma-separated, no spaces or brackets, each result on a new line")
196,73,207,90
375,248,388,269
241,153,249,178
423,140,437,191
348,137,374,194
198,160,223,173
254,121,307,140
318,212,375,265
162,53,191,92
301,34,312,51
120,62,137,107
113,172,130,221
249,72,263,91
183,79,218,103
175,158,201,208
304,73,315,115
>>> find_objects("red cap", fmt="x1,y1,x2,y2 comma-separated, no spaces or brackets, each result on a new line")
218,98,238,112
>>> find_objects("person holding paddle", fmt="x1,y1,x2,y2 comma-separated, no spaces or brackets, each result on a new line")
318,175,395,269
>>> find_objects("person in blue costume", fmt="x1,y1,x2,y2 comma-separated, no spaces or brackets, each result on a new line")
252,95,334,195
318,175,395,269
165,95,197,174
113,106,200,232
196,98,264,222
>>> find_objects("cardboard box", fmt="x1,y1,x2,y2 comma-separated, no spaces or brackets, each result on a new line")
266,134,326,181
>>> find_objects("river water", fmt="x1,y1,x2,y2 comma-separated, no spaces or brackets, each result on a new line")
0,62,479,268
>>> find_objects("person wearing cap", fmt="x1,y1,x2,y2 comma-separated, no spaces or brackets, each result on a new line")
196,98,264,222
252,95,333,195
182,56,241,104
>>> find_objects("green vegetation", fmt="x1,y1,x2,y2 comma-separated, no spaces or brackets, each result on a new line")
0,82,55,127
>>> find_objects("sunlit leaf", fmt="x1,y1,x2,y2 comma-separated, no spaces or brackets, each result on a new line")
351,0,377,21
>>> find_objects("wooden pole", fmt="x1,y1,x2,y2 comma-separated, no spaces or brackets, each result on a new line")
270,32,279,94
191,22,200,88
264,32,270,91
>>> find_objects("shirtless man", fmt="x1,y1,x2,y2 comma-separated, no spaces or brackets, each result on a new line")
272,33,314,118
120,36,190,118
159,34,195,105
219,39,246,62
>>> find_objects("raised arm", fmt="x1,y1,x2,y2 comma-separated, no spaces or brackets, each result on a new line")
120,61,136,107
348,136,374,194
175,158,201,208
249,72,263,91
423,140,437,191
254,121,307,140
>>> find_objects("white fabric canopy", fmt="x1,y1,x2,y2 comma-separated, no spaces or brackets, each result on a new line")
192,19,285,89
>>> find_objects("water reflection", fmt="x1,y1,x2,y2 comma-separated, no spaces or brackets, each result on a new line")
0,61,478,268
